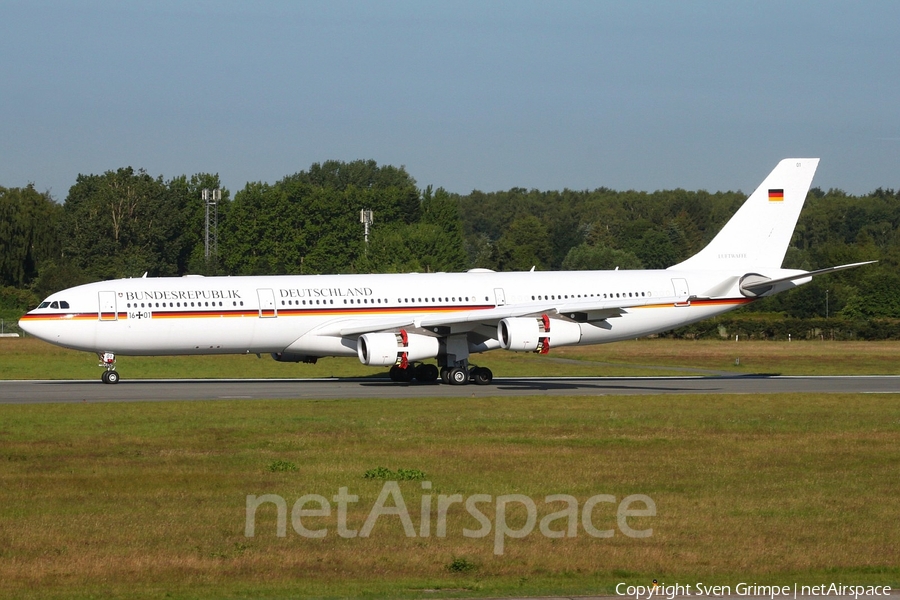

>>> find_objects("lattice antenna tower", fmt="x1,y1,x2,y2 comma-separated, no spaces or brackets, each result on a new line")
203,188,221,262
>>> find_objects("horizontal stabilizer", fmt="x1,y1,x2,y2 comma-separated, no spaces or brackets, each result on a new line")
739,261,876,297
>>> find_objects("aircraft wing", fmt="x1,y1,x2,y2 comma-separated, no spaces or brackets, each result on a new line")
312,293,679,339
420,296,656,328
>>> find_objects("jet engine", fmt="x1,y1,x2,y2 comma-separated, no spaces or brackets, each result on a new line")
357,330,440,366
498,315,582,353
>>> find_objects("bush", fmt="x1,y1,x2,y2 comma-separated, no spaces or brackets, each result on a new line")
267,459,298,472
363,466,395,480
363,466,427,480
446,556,477,573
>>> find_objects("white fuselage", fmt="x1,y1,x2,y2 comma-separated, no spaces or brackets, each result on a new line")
19,268,763,359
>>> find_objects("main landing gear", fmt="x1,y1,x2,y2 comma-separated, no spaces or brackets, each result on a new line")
440,365,493,385
388,362,493,385
98,352,120,384
389,363,439,383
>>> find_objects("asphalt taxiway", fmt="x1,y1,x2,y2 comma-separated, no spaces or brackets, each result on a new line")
1,375,899,404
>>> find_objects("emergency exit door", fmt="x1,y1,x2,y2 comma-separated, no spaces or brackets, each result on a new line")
671,278,690,306
494,288,506,307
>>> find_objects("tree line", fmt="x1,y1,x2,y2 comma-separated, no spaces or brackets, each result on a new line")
2,159,899,334
455,185,900,323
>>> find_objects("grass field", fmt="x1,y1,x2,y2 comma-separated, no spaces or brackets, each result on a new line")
4,337,900,380
1,393,898,599
2,338,899,598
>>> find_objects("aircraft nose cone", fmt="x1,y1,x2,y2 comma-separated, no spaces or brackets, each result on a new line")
18,313,47,340
18,315,32,334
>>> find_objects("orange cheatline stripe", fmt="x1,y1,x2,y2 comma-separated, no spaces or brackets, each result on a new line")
19,300,751,323
639,298,751,309
19,313,100,321
18,304,497,322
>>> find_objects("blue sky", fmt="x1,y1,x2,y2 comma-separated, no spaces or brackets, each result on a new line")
2,0,898,200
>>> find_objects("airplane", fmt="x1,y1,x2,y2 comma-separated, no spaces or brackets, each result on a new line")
19,158,872,385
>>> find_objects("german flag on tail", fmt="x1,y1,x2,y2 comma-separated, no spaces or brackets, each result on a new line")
768,189,784,202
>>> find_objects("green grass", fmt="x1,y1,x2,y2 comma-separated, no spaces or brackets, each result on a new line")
1,394,899,599
5,337,900,380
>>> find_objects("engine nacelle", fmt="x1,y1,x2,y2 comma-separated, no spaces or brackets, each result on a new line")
498,317,542,352
498,316,582,353
357,331,440,366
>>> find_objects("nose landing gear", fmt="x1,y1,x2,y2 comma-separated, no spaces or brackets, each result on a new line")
98,352,120,384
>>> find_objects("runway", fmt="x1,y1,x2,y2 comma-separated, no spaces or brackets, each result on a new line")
1,375,899,404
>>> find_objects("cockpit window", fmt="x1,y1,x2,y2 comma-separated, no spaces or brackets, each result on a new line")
37,300,69,310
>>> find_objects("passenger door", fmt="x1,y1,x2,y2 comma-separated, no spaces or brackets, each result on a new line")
98,291,118,321
257,289,277,318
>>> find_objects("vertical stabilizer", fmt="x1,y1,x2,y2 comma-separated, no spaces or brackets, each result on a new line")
669,158,819,271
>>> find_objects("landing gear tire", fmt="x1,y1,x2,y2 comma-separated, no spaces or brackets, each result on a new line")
448,367,468,385
389,365,414,382
102,370,120,384
415,364,439,383
440,367,451,385
471,367,493,385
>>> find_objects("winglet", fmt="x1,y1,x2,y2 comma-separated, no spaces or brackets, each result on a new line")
669,159,819,271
